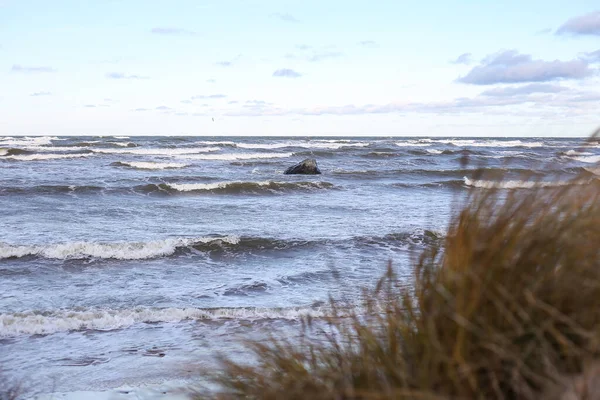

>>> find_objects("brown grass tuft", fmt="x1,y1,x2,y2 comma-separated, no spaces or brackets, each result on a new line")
206,142,600,399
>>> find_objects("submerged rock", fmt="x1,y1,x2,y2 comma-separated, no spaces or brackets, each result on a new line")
284,158,322,175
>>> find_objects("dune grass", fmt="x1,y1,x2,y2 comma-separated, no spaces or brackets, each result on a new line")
206,146,600,399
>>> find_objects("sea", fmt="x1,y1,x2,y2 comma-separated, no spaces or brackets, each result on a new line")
1,135,597,397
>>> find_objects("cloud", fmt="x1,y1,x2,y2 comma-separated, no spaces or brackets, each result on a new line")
30,91,52,97
457,50,592,85
223,86,599,117
480,83,568,97
155,106,172,110
191,94,227,99
84,104,96,108
206,79,216,83
451,53,473,65
308,51,342,62
273,68,302,78
151,27,197,36
12,64,55,73
106,72,148,80
228,100,239,104
133,108,149,112
181,99,193,104
582,49,600,63
295,44,311,50
557,11,600,36
272,13,299,23
358,40,377,47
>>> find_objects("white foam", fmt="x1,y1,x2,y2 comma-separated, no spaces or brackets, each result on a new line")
565,149,593,156
193,140,236,146
0,306,325,337
463,176,590,189
0,136,59,146
0,236,240,260
21,145,89,152
0,148,7,156
3,153,90,161
164,180,324,192
110,142,135,147
167,182,244,192
112,136,130,139
91,147,220,155
236,141,369,150
115,161,189,170
178,152,293,160
395,141,431,147
444,139,543,148
426,149,443,154
570,155,600,164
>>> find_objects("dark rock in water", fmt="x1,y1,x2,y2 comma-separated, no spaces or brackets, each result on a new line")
284,158,322,175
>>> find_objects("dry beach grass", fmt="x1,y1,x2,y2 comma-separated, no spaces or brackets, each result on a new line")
205,132,600,399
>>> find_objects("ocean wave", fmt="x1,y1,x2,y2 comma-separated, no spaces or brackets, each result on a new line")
236,141,370,150
0,148,32,156
193,140,237,146
91,147,220,155
568,155,600,164
563,149,594,156
0,229,440,262
0,136,59,146
0,306,326,337
0,236,241,260
20,145,91,153
0,181,333,196
362,151,398,158
109,142,137,147
396,141,431,147
426,149,443,155
397,139,544,148
111,161,189,170
0,185,105,195
463,176,592,189
177,152,293,161
1,153,90,161
161,180,334,194
112,136,130,139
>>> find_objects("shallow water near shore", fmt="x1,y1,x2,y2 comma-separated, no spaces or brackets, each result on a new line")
1,135,596,395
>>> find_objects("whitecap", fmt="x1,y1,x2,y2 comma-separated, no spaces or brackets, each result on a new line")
0,306,326,337
91,147,221,155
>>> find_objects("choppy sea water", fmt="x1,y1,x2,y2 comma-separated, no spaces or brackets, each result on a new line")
1,135,597,394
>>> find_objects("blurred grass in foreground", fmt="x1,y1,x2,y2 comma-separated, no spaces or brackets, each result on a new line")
205,132,600,399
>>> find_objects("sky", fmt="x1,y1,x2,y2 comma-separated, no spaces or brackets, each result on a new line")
0,0,599,136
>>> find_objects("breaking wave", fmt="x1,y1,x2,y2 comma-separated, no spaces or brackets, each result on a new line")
0,306,326,337
176,152,293,160
463,176,592,189
111,161,189,170
236,141,370,150
396,139,545,148
0,136,59,147
1,153,91,161
568,155,600,164
0,229,441,262
0,148,32,156
0,236,242,260
161,180,334,194
91,147,220,155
